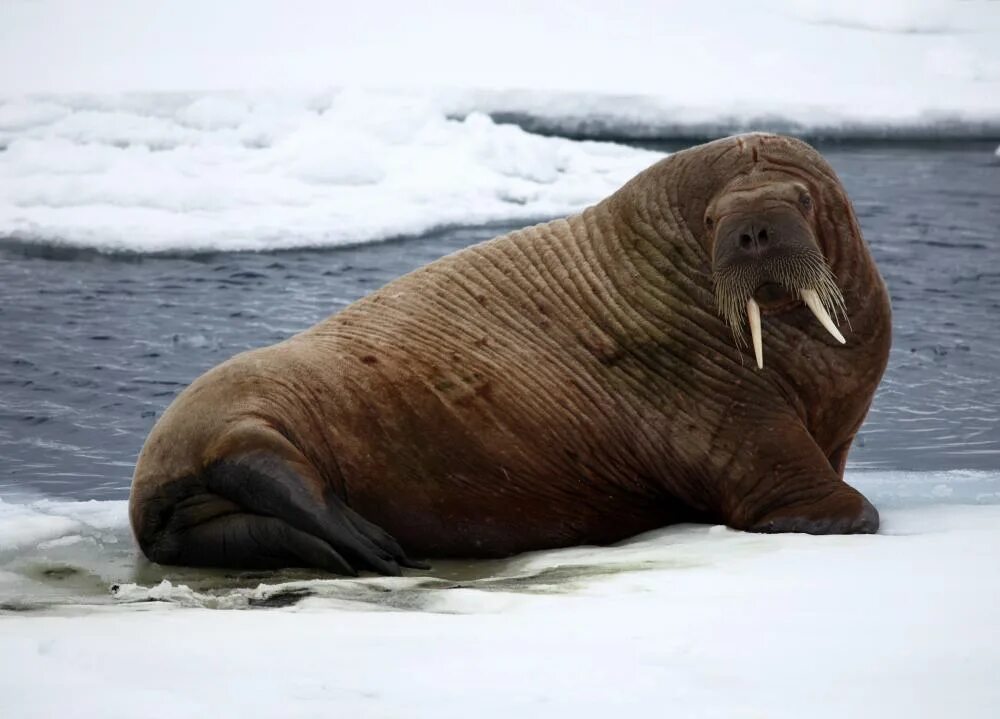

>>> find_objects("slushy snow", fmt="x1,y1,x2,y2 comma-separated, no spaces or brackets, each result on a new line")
1,471,999,718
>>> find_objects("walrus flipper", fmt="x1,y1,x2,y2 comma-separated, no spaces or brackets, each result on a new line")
202,451,427,575
161,512,358,575
138,449,425,576
724,422,879,535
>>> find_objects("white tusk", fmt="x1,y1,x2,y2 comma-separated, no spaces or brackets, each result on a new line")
747,298,764,369
800,289,846,344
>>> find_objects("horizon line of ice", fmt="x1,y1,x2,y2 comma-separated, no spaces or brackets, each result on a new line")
6,89,1000,139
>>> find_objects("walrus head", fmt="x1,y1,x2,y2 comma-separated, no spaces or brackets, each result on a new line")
705,171,847,369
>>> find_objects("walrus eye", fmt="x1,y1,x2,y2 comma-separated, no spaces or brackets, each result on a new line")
799,193,812,210
705,215,714,230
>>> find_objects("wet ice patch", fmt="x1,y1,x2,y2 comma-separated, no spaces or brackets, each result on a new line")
0,496,132,610
110,579,322,610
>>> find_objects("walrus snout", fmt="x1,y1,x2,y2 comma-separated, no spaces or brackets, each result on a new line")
713,208,822,313
708,186,848,369
712,208,818,273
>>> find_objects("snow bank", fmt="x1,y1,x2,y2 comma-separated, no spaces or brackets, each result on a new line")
0,92,660,253
2,471,1000,717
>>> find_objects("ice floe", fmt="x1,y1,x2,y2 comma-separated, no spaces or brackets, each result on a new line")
1,472,999,717
0,92,661,252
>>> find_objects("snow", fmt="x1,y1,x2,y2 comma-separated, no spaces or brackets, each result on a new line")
2,1,998,118
0,92,661,252
2,471,1000,717
2,0,999,253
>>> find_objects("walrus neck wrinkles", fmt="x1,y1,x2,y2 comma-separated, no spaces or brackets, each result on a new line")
594,165,767,384
558,184,770,451
580,145,885,451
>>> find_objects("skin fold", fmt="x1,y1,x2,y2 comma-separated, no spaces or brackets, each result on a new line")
129,133,892,575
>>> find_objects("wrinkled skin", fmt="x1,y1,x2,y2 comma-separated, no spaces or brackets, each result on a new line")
130,133,892,575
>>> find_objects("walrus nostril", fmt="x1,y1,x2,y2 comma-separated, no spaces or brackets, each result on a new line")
757,228,769,243
739,234,753,249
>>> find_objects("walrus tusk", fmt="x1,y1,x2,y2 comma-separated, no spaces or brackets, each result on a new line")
747,298,763,369
800,288,846,344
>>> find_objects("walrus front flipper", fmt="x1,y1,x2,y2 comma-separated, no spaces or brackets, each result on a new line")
202,451,426,575
723,421,879,535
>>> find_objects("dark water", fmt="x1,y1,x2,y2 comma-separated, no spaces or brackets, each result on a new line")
1,143,998,500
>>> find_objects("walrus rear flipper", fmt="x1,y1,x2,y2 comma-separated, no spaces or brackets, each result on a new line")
138,451,425,576
163,512,359,575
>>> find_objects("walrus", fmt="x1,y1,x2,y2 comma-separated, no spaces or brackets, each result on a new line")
130,133,892,576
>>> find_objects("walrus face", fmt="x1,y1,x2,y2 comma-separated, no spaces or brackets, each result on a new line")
705,177,847,369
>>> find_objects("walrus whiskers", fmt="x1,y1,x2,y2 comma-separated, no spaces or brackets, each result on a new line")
715,250,848,368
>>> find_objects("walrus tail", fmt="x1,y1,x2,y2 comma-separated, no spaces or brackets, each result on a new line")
131,451,425,576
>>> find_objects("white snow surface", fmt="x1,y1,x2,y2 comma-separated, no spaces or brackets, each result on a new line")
0,92,661,252
2,0,999,253
2,470,1000,717
2,0,999,116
